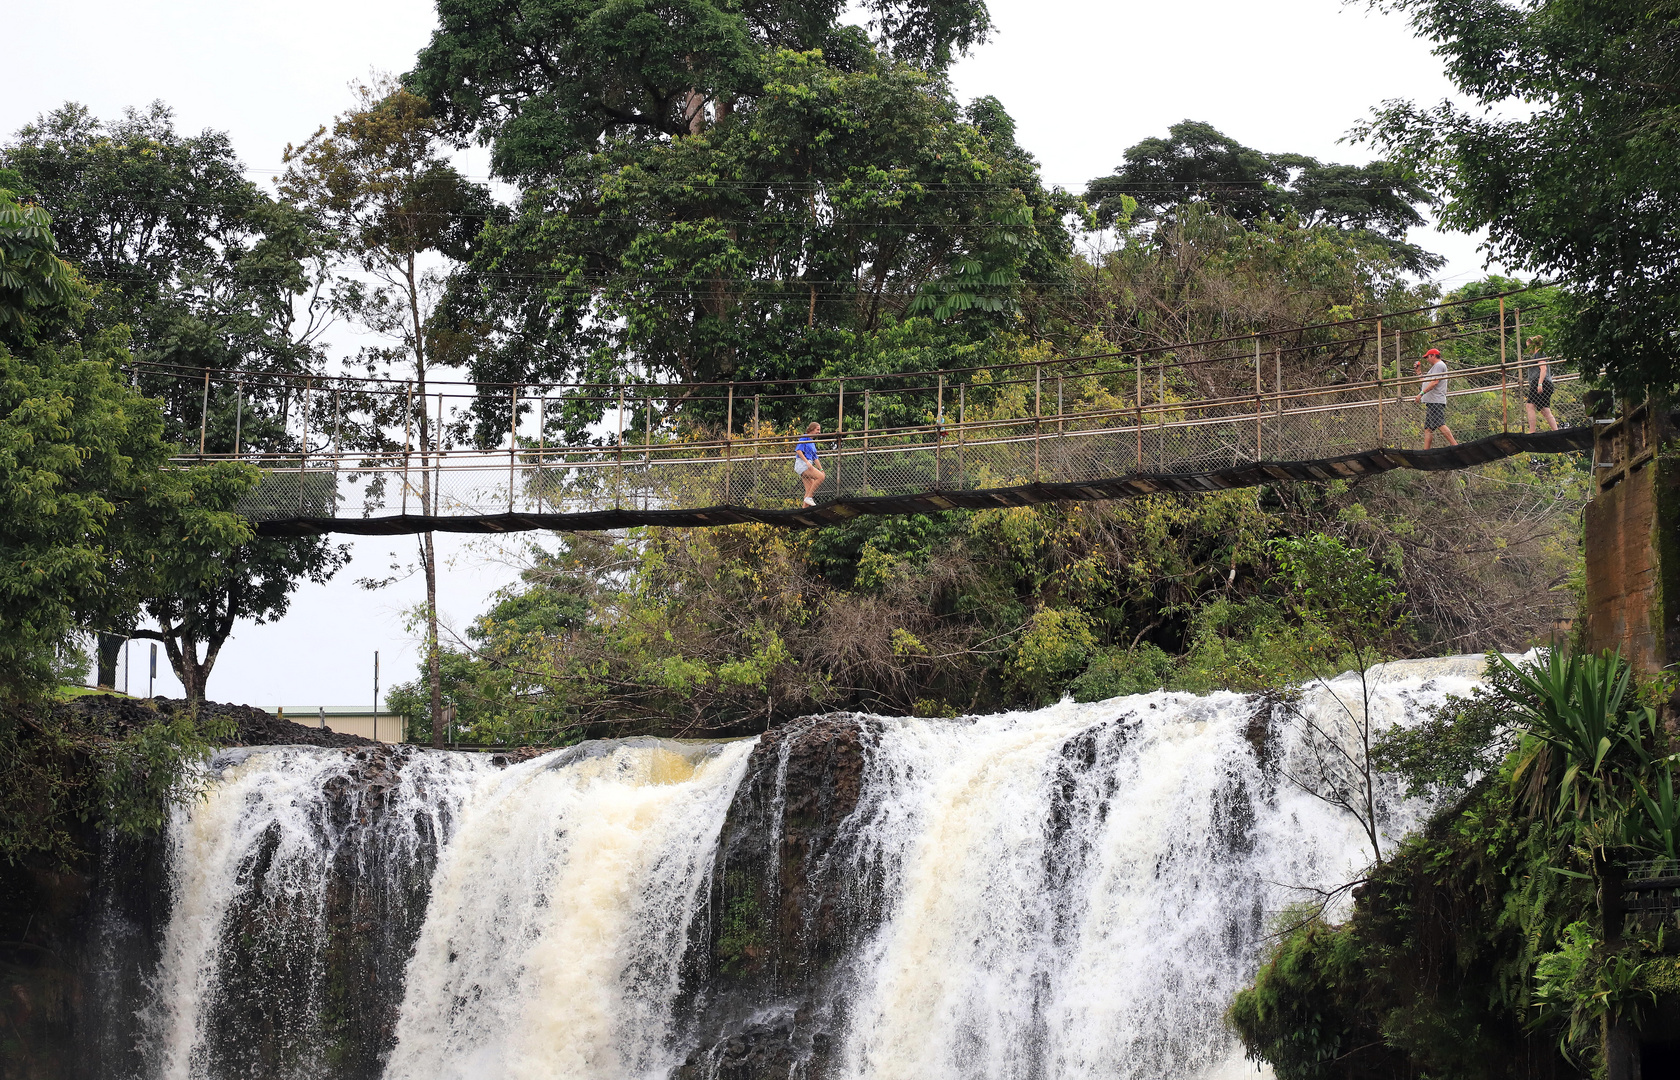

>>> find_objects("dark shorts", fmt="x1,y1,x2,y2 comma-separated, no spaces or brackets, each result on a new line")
1526,380,1554,408
1424,401,1447,431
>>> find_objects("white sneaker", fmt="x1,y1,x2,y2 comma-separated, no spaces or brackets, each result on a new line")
803,497,816,506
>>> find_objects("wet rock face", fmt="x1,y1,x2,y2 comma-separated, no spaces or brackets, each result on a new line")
1,700,377,1080
192,746,448,1080
675,714,873,1080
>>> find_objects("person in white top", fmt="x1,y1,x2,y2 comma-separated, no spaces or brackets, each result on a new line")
1414,348,1458,449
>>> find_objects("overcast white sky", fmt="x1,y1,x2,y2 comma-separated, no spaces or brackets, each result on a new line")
5,0,1503,707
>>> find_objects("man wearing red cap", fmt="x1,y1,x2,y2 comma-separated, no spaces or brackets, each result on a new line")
1414,348,1457,448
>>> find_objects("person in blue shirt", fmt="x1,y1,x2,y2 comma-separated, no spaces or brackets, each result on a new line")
794,422,825,506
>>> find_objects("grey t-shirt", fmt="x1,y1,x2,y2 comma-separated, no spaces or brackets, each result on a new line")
1420,360,1448,404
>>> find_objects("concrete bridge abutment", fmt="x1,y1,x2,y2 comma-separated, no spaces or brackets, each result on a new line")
1582,400,1680,687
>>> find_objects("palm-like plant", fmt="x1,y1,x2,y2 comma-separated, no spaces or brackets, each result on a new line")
1497,649,1638,826
1632,766,1680,862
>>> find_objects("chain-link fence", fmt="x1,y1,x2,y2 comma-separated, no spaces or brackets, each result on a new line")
211,359,1585,523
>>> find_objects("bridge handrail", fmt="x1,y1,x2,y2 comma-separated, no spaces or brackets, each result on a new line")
168,362,1582,471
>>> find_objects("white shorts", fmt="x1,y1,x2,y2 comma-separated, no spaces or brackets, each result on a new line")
794,456,813,475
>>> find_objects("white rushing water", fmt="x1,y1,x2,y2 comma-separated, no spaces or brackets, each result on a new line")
145,656,1488,1080
145,745,492,1080
384,737,756,1080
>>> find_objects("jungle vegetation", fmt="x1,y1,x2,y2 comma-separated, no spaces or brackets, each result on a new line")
1230,649,1680,1079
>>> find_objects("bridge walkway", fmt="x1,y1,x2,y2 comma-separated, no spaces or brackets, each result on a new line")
209,361,1591,537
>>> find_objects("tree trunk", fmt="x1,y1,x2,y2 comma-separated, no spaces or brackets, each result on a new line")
425,531,443,748
405,253,446,750
133,625,220,706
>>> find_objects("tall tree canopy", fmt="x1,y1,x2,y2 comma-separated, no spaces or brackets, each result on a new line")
409,2,1070,442
0,182,254,704
1358,0,1680,395
3,105,348,701
280,79,489,746
1085,119,1439,274
410,0,991,178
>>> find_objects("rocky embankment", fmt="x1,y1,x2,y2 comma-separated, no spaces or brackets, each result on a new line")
69,693,378,749
0,695,377,1080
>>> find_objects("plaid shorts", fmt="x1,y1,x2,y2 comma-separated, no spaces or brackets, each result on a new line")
1424,401,1447,431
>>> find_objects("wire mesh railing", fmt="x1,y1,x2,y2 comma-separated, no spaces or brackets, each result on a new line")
206,357,1587,523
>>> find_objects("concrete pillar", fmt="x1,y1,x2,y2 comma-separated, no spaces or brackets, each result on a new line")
1582,400,1680,684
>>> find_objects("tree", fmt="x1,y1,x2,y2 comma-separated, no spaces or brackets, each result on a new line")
1269,533,1411,868
1357,0,1680,396
279,80,487,747
1085,119,1440,274
409,0,991,181
4,103,349,701
410,3,1071,441
0,183,254,705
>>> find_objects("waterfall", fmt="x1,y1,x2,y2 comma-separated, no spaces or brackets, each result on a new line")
384,738,756,1080
143,745,490,1080
135,657,1484,1080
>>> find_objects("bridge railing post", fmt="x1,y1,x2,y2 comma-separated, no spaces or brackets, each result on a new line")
615,383,624,510
726,385,734,503
958,383,965,486
1254,338,1262,460
234,381,243,458
835,379,845,498
1056,374,1064,478
862,390,870,493
935,374,942,489
509,387,518,513
537,396,545,515
1505,295,1518,436
1376,320,1384,447
1135,356,1143,471
1034,363,1042,482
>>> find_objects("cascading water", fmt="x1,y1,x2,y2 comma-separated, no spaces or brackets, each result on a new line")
132,656,1485,1080
142,744,490,1080
384,738,756,1080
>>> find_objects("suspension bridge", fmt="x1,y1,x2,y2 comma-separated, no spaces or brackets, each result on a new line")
151,293,1596,536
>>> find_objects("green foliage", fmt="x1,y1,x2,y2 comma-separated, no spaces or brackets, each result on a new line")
5,103,328,437
1005,606,1097,704
1235,648,1680,1080
1085,119,1439,273
1359,0,1680,396
0,188,77,339
0,697,232,867
0,186,260,705
1272,532,1408,667
1373,654,1521,803
4,103,350,700
419,30,1075,440
1230,776,1571,1080
0,183,259,866
1530,922,1657,1067
1069,644,1173,702
411,0,989,180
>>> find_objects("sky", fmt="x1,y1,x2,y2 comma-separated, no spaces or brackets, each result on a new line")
6,0,1506,707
